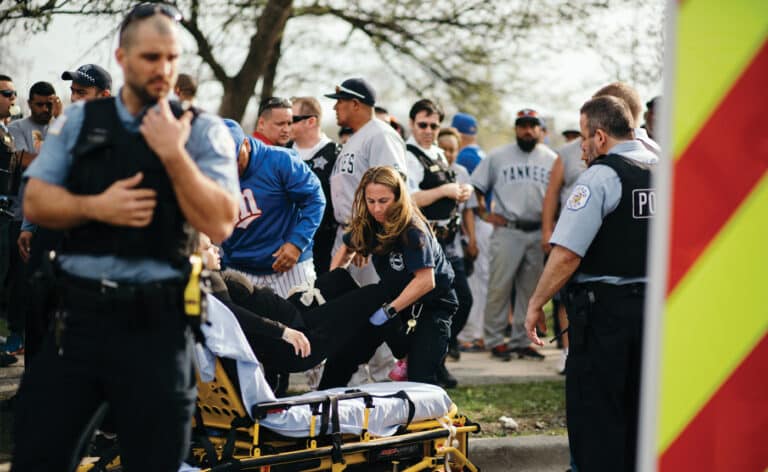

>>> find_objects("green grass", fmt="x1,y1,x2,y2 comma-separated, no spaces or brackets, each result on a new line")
450,381,567,437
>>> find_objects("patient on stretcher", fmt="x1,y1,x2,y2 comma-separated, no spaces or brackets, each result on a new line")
197,290,456,438
199,234,393,378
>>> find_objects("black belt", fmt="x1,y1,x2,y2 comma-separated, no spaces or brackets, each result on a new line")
58,273,185,313
503,219,541,231
575,281,646,298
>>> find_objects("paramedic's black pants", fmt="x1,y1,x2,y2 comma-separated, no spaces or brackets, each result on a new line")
11,281,196,472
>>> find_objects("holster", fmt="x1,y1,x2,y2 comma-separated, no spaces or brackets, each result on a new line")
562,284,595,351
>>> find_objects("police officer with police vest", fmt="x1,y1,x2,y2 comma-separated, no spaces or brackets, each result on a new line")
404,98,472,387
0,74,21,368
11,4,239,471
525,95,658,472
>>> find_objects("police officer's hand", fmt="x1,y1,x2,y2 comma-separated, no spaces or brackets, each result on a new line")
442,183,472,203
140,99,192,163
525,305,546,347
17,231,33,263
272,242,300,273
541,228,553,254
281,327,311,358
90,172,157,227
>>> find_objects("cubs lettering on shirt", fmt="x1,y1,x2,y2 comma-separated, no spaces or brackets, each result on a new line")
330,118,406,224
470,142,557,222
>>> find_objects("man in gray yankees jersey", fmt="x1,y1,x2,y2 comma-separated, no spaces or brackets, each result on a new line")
325,77,406,384
325,77,406,285
471,108,557,361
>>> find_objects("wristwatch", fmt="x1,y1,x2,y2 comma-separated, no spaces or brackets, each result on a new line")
382,303,398,320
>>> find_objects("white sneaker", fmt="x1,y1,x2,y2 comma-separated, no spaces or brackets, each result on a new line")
558,348,568,375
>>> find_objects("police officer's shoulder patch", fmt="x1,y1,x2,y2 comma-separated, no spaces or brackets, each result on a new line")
48,115,67,136
208,121,235,159
566,184,591,211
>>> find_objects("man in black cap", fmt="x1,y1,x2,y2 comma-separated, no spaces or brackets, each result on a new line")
61,64,112,103
321,77,406,386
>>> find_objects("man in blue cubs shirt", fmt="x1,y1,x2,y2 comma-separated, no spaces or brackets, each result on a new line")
222,120,325,298
12,4,239,471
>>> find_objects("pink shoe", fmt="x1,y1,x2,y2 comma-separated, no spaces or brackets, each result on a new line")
388,359,408,381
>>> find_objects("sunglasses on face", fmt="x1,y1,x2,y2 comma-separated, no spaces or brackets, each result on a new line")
258,97,292,117
0,90,17,98
292,114,316,124
416,122,440,130
119,2,182,35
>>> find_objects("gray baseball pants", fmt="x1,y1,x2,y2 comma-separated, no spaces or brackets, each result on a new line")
483,226,545,350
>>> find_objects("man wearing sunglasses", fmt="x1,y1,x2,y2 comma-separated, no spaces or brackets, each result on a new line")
11,4,239,471
402,98,474,388
0,74,20,369
291,96,340,276
253,96,293,146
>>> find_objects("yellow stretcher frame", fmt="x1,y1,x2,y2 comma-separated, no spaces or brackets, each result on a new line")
77,358,480,472
190,359,481,471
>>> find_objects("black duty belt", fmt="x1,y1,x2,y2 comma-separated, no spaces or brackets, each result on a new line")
575,281,646,298
503,219,541,232
59,273,185,313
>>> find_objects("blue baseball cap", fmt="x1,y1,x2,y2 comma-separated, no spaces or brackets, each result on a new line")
451,113,478,135
222,118,246,155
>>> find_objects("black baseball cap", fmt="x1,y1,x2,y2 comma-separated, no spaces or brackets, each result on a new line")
61,64,112,91
324,78,376,107
514,108,542,126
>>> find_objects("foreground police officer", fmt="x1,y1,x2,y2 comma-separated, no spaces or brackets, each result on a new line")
525,95,657,472
11,3,239,471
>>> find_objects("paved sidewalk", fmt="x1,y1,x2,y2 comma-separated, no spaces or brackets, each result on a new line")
289,339,564,390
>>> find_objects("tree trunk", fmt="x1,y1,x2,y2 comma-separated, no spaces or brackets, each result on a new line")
260,34,282,100
218,0,293,120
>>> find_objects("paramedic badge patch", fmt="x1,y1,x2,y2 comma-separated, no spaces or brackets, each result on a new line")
566,185,591,211
389,252,405,271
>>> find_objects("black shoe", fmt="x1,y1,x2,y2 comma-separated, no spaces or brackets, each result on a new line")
437,363,458,389
490,344,512,361
447,343,461,361
0,352,17,367
516,346,545,360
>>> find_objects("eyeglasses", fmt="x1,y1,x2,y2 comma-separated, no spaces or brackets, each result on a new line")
292,114,316,124
416,122,440,130
119,3,182,35
258,97,292,117
0,90,17,98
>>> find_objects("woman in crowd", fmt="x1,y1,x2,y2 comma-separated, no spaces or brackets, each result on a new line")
320,166,457,387
436,127,477,363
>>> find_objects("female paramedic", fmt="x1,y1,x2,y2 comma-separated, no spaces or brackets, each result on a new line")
321,166,457,387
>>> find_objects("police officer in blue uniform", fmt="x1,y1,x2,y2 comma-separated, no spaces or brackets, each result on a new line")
525,96,657,472
11,4,239,471
320,166,457,388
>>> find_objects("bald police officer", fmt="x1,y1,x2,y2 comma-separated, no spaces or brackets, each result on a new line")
525,96,658,472
471,108,557,361
12,4,239,471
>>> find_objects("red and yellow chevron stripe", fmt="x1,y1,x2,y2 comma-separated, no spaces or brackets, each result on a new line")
658,0,768,469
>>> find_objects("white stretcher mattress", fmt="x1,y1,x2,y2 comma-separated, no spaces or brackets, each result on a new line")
196,294,454,439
